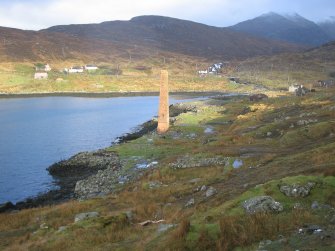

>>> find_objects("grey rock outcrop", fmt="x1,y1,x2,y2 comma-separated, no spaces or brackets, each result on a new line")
74,211,99,223
296,119,318,126
147,181,162,189
157,223,176,233
74,167,120,199
242,196,283,214
74,156,150,199
57,226,68,232
48,150,121,177
169,155,228,169
185,198,195,207
169,103,197,117
279,182,315,197
205,187,217,198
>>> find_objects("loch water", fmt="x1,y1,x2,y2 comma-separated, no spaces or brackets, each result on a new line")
0,95,200,203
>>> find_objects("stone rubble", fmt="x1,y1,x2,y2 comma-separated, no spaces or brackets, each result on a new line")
169,155,229,169
279,182,315,197
74,212,99,223
242,196,283,214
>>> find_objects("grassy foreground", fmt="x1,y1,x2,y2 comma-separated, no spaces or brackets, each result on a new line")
0,86,335,250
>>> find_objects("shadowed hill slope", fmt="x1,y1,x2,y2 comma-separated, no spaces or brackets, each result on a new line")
0,26,159,62
42,15,303,60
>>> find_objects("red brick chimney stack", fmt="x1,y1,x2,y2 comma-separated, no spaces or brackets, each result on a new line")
157,70,169,134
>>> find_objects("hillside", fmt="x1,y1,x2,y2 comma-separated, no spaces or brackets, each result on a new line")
234,41,335,90
1,88,335,250
42,15,302,60
229,12,332,46
0,26,162,62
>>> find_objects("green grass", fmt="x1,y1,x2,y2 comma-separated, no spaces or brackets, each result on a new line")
221,175,335,216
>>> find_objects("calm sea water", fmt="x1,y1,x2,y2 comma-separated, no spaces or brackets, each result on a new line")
0,95,197,203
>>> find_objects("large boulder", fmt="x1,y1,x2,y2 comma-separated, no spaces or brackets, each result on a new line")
242,196,283,214
279,182,315,197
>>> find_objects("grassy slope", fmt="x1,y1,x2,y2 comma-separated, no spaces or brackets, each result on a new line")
0,58,234,93
1,86,334,250
234,42,335,90
1,47,333,94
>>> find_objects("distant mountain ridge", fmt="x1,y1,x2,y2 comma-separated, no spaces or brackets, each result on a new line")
1,14,322,63
229,12,333,46
318,17,335,40
41,15,302,60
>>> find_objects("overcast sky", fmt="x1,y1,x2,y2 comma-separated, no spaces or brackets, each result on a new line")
0,0,334,30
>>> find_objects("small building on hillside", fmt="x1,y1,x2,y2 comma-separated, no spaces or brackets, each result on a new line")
208,62,227,74
316,79,334,88
34,72,48,80
289,84,310,96
198,70,208,77
84,65,98,71
288,84,300,93
66,66,84,73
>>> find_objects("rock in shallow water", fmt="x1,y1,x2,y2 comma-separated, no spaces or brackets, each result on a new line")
242,196,283,214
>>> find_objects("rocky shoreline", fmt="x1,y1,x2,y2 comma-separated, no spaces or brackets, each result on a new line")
0,102,199,212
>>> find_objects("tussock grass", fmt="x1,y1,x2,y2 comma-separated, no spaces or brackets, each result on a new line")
216,210,316,251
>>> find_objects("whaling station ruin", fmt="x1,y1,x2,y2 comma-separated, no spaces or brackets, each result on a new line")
157,70,169,134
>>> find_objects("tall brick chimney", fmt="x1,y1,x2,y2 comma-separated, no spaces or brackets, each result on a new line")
157,70,169,133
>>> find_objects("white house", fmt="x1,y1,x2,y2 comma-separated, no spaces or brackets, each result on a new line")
67,66,84,73
198,70,208,75
34,72,48,79
198,70,208,77
289,84,300,93
84,65,98,71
